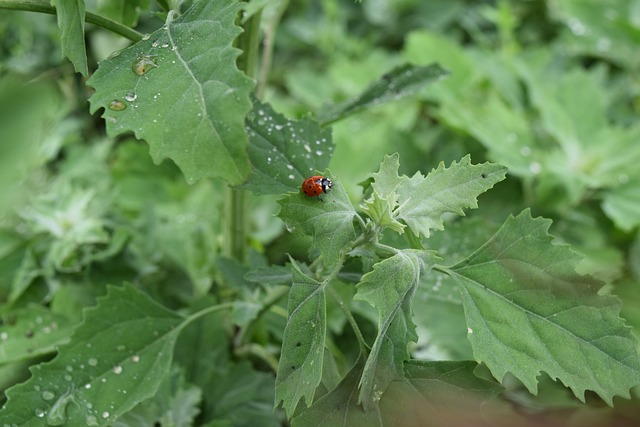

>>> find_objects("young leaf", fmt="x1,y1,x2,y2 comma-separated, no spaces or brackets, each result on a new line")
0,285,183,426
361,153,407,233
244,99,334,195
449,210,640,405
278,178,357,270
354,249,437,411
88,1,254,184
396,155,507,238
52,0,88,76
275,261,326,417
319,63,449,125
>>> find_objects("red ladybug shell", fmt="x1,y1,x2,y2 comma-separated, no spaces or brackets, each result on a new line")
302,176,333,197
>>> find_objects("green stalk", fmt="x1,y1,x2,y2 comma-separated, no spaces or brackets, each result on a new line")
0,0,143,42
224,11,262,263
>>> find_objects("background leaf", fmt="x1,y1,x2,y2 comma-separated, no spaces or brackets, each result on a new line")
396,156,507,238
0,285,183,426
52,0,88,76
88,1,254,184
319,63,449,125
275,261,326,417
244,99,334,195
292,360,504,427
449,210,640,405
354,249,437,411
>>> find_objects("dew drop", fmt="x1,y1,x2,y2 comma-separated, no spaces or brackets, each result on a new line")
108,100,126,111
102,411,110,419
467,327,473,334
87,358,98,367
124,92,137,102
63,374,72,382
34,408,45,418
113,366,123,375
107,49,122,59
132,55,158,76
86,415,99,426
1,332,9,340
41,390,56,401
85,383,91,390
46,390,75,426
142,34,151,40
131,355,140,362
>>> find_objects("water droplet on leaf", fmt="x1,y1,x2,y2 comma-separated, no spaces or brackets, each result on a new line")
46,390,75,426
132,55,158,76
124,92,137,102
108,100,126,111
41,390,56,401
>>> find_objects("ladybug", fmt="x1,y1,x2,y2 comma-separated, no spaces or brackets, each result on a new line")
302,176,333,197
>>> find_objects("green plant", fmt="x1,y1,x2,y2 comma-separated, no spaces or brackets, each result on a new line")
1,1,639,426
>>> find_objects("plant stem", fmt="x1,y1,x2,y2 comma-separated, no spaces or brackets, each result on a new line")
0,0,143,42
222,11,262,264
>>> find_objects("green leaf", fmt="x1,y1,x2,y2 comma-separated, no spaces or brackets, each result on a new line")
602,180,640,232
549,0,640,70
205,361,279,427
361,154,406,233
396,155,507,238
354,250,437,411
319,63,449,125
52,0,88,76
278,177,357,270
449,210,640,405
0,305,74,364
0,285,183,426
244,99,334,195
292,360,503,426
436,91,537,177
88,1,254,184
96,0,150,27
275,261,326,417
112,367,202,427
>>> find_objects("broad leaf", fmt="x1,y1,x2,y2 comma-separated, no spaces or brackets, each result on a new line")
88,1,254,184
278,178,357,270
396,155,507,238
354,250,437,411
0,285,183,426
319,63,449,125
449,210,640,405
52,0,88,76
275,261,326,417
244,99,334,195
0,305,73,364
292,360,503,427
